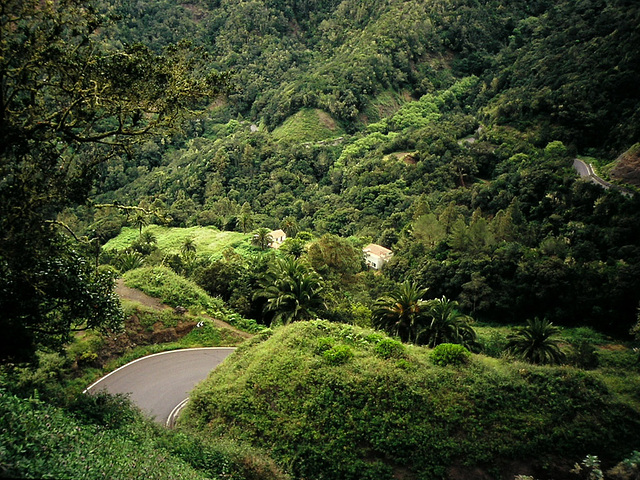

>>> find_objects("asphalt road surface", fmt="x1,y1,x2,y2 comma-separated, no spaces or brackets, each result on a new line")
84,347,235,427
573,158,592,177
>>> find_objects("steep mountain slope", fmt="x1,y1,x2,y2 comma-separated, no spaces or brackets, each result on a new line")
103,0,640,151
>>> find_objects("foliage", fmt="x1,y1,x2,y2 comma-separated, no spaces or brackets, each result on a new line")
430,343,471,367
123,266,264,333
252,228,273,251
322,344,354,365
306,234,363,279
115,250,145,272
272,108,344,143
255,257,325,326
607,450,640,480
418,296,478,350
507,318,566,365
0,385,207,480
571,454,604,480
372,280,429,343
568,340,600,370
0,245,124,363
0,0,224,363
103,226,248,259
0,374,288,480
183,320,640,480
373,338,406,359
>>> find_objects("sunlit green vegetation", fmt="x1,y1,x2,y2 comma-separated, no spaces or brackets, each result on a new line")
2,0,640,478
182,321,640,479
104,226,249,259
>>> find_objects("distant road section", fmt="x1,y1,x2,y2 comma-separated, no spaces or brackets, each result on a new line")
573,158,632,196
84,347,235,427
573,158,613,189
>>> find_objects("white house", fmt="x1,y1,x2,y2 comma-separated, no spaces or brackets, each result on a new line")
363,243,393,270
269,229,287,248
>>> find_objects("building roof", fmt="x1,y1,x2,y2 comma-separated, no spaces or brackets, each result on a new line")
270,229,286,238
363,243,393,257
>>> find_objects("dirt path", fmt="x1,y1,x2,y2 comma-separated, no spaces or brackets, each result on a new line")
116,279,169,311
115,279,253,339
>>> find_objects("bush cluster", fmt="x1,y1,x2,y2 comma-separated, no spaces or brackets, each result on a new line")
430,343,471,367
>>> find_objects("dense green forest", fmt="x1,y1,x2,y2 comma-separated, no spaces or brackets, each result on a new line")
2,0,640,478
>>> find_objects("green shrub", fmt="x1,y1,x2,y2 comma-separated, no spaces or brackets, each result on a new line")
323,344,354,365
431,343,471,367
373,338,405,359
568,340,600,370
479,330,509,358
0,386,207,480
315,337,336,354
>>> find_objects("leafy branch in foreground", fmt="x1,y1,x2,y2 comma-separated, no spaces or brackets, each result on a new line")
0,0,227,363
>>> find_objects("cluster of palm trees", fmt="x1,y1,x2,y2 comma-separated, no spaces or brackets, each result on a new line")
372,281,479,350
372,281,565,364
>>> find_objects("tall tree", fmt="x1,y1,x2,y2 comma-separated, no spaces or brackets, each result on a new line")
0,0,225,362
238,202,254,233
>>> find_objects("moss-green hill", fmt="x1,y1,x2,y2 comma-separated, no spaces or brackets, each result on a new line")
183,321,640,480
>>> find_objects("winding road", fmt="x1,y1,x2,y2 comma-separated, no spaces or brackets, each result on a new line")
84,347,235,427
573,158,632,196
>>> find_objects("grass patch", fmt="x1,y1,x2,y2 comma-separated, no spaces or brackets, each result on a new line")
272,108,344,143
103,225,248,259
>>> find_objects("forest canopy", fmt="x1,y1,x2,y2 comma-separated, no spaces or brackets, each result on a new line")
0,0,226,362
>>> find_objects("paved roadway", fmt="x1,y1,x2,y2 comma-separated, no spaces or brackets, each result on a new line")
573,158,632,196
84,347,235,427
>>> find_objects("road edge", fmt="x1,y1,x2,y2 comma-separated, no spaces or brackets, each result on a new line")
83,346,237,394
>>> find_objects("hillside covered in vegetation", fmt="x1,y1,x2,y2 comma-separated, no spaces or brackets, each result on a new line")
76,0,640,336
2,0,640,478
183,321,640,479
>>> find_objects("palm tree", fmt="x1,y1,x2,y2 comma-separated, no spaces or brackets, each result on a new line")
116,250,144,272
281,238,306,259
132,211,149,236
372,281,429,343
506,317,565,365
181,236,197,256
252,227,273,251
140,231,157,246
418,296,478,349
255,256,325,326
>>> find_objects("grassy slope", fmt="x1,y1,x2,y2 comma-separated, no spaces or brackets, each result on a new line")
123,266,266,334
103,225,249,258
271,108,345,143
182,321,640,480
